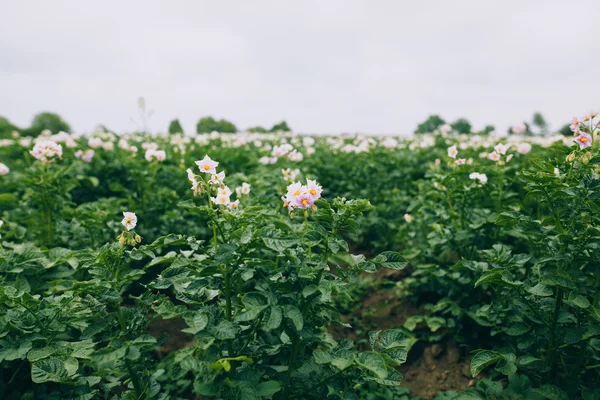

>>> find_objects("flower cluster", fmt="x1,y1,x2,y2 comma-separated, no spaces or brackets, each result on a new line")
74,149,95,163
30,140,63,163
281,179,322,212
189,155,243,209
469,172,488,186
145,148,166,162
571,112,598,149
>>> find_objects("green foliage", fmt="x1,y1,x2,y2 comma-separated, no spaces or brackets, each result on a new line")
168,119,184,134
415,114,446,133
0,116,18,139
270,121,291,132
196,116,238,133
23,112,72,136
247,126,268,133
451,118,472,134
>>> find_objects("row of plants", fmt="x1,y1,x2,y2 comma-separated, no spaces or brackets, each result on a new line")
0,115,598,398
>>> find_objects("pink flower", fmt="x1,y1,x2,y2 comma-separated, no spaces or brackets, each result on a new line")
570,118,581,132
488,151,501,161
447,145,458,159
455,158,466,165
295,193,315,209
575,132,592,149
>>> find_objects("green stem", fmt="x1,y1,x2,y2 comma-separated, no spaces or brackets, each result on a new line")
304,212,311,259
594,264,600,308
284,334,301,399
115,305,127,333
547,288,563,381
125,357,144,398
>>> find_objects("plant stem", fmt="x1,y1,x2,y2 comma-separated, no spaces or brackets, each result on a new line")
304,212,312,258
125,357,144,398
547,288,563,381
284,334,301,399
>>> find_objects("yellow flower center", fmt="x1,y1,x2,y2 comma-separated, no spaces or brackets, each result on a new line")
294,190,301,196
221,198,225,203
283,202,288,207
204,164,210,170
581,137,587,143
302,199,308,206
310,189,317,195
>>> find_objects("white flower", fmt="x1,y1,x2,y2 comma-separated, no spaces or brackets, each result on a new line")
0,220,4,227
494,143,508,155
227,199,240,209
288,150,304,162
382,137,398,149
196,155,219,174
88,138,103,148
517,143,532,154
554,167,560,177
455,158,466,165
303,137,315,147
211,194,231,206
217,186,232,198
102,141,114,151
447,145,458,159
404,214,413,223
186,168,200,192
440,124,453,135
469,172,488,185
0,163,9,175
30,140,63,163
488,151,501,161
209,171,226,185
272,143,294,158
506,154,514,163
154,150,166,161
121,212,137,231
306,179,322,201
239,182,251,195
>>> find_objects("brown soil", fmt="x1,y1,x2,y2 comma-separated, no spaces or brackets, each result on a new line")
332,281,475,400
147,316,195,358
399,339,475,400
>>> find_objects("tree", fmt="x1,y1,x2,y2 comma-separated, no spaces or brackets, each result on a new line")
415,115,445,134
26,112,71,135
558,123,572,136
480,125,495,135
451,118,472,134
168,119,184,134
270,121,291,132
0,116,18,139
532,112,548,135
247,126,267,133
196,117,237,133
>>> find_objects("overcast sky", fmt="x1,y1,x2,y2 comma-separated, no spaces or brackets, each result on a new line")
0,1,598,135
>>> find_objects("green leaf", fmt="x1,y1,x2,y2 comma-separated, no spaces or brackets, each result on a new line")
470,350,504,377
357,261,376,273
256,381,281,396
27,347,57,362
182,311,209,334
313,349,332,364
264,307,283,331
474,270,502,288
516,355,540,366
528,283,553,297
372,252,407,270
568,292,591,309
284,305,303,331
31,358,70,383
356,352,388,379
214,320,239,340
533,384,569,400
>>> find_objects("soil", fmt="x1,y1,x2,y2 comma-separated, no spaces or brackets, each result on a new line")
331,271,475,400
147,316,196,358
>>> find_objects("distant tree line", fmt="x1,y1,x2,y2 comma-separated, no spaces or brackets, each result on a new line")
413,111,569,136
0,112,71,138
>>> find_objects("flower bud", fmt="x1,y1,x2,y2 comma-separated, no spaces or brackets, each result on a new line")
135,234,142,243
128,238,137,246
582,152,592,164
566,152,576,163
118,236,126,245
